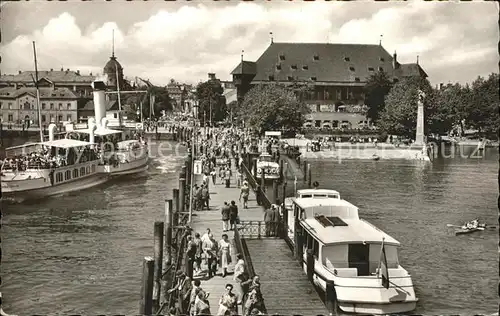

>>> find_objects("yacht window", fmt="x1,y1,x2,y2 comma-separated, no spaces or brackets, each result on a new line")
80,167,85,175
65,170,71,180
56,172,63,183
91,165,96,173
307,233,313,249
313,194,327,198
86,166,90,174
301,194,312,198
328,194,338,198
73,169,79,178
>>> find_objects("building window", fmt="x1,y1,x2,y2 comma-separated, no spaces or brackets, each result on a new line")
58,115,63,122
349,66,355,71
310,76,317,81
344,57,350,62
0,102,2,109
287,76,294,81
42,115,46,122
380,57,385,62
368,67,374,71
313,55,319,61
268,75,275,81
8,103,12,110
290,65,297,70
50,103,54,110
24,102,30,110
50,114,54,122
316,104,321,112
315,120,321,127
8,114,13,122
67,114,72,121
379,67,384,71
279,54,285,61
355,77,360,82
42,103,46,110
302,65,309,70
67,103,71,110
73,169,79,178
59,103,63,110
80,167,85,176
276,64,281,70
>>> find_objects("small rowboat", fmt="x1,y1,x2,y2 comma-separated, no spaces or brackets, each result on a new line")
372,154,380,161
455,224,486,235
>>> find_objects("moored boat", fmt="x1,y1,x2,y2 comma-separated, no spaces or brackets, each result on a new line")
288,188,418,314
1,124,108,202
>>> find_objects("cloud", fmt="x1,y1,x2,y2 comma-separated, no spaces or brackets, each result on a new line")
1,2,497,86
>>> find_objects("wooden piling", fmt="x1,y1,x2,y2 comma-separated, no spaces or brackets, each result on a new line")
139,256,154,315
179,178,186,214
279,159,284,180
306,249,314,282
281,183,288,239
303,160,307,183
272,180,278,204
185,158,191,187
161,200,173,306
172,189,179,226
307,163,312,188
325,280,336,315
152,222,164,312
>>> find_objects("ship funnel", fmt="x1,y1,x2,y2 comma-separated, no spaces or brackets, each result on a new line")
48,123,57,141
91,80,107,128
101,117,109,129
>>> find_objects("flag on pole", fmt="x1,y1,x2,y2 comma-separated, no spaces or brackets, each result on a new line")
378,237,390,289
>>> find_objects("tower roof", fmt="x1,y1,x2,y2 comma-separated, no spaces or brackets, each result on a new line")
103,56,123,75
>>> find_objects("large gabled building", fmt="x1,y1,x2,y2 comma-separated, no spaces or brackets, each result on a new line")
231,42,427,129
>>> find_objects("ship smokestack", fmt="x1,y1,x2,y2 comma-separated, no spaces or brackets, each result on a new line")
48,123,57,141
88,118,97,145
91,81,107,128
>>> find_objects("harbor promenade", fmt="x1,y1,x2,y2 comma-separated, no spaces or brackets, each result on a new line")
188,157,329,315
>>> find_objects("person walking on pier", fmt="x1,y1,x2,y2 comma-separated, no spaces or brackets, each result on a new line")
244,276,264,316
201,184,210,210
224,167,231,188
239,181,250,209
229,200,239,231
264,206,274,237
217,284,239,316
194,290,211,316
186,236,197,280
210,168,217,185
193,233,203,276
271,203,282,237
234,253,249,304
221,202,231,232
203,233,218,278
169,270,192,315
189,279,206,315
255,185,263,206
218,234,232,277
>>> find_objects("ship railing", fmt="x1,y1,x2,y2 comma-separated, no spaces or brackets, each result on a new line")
237,220,284,239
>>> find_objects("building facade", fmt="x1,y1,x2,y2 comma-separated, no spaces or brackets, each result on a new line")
0,86,78,126
166,79,190,112
231,42,427,129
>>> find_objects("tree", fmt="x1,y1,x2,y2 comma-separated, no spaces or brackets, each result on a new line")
377,76,435,138
364,71,393,123
122,86,172,120
239,84,310,134
431,83,470,136
468,73,499,138
196,80,227,124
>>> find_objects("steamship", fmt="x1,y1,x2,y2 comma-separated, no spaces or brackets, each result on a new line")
0,124,109,201
70,80,149,176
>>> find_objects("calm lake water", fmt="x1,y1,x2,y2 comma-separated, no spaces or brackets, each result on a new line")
1,144,497,315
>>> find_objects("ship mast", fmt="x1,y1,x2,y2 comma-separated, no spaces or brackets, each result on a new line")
112,30,123,127
32,41,44,142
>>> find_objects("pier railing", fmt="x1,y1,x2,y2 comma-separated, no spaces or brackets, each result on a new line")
238,220,284,239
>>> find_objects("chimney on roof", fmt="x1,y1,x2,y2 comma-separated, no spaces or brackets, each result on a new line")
439,83,444,90
208,73,216,81
416,55,419,65
77,70,80,75
270,31,273,44
90,72,93,76
50,68,53,72
392,51,398,70
18,70,22,74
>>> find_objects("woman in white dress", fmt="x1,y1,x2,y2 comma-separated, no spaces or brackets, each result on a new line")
218,234,231,277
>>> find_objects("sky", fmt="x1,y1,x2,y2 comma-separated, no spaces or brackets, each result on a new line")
1,1,498,86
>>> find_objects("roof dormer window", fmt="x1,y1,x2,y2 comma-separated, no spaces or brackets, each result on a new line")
291,65,297,70
354,77,360,82
368,67,375,71
287,76,294,81
279,54,285,61
313,55,319,61
276,64,281,70
380,57,385,62
344,57,350,62
310,76,317,81
349,66,355,71
378,67,384,71
303,65,309,70
268,75,275,81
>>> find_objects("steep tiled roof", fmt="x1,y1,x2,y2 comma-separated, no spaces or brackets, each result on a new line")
0,87,78,99
0,70,95,83
250,42,396,83
231,61,257,75
394,63,428,78
82,100,119,111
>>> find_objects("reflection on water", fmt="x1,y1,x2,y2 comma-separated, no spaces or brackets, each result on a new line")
1,144,497,315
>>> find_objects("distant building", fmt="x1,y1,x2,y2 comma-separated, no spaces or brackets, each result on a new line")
78,99,121,125
231,42,427,129
0,86,78,126
0,69,95,98
166,79,187,112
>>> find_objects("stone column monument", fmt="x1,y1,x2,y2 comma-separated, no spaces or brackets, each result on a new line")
414,90,425,146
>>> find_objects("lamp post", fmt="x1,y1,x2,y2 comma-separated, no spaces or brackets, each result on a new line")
188,100,199,223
